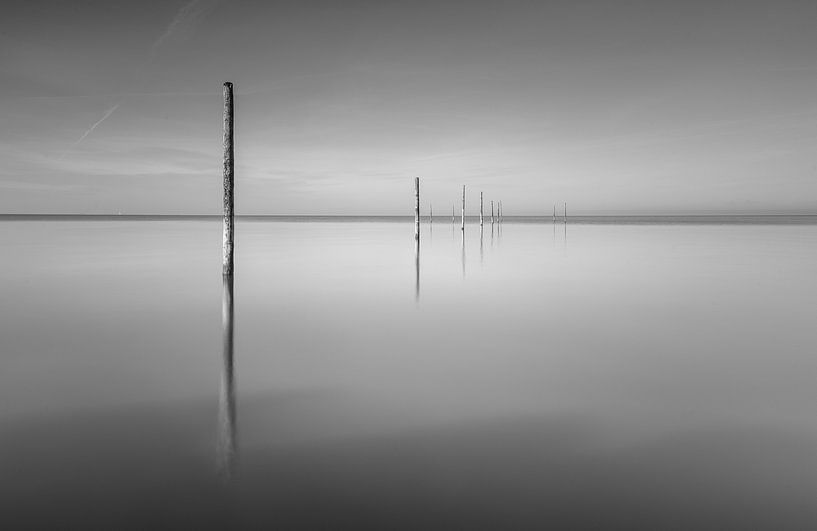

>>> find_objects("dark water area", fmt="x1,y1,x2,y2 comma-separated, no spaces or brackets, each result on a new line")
2,219,817,529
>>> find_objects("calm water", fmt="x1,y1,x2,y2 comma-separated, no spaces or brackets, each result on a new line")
2,218,817,529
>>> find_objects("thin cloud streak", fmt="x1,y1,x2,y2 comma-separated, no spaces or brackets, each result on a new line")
151,0,218,58
71,103,121,149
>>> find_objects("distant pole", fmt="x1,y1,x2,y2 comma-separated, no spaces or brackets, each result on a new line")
452,204,455,224
414,177,420,241
430,204,433,224
498,201,502,223
564,202,567,223
553,203,556,223
479,192,484,226
491,200,495,224
461,185,466,231
222,82,235,277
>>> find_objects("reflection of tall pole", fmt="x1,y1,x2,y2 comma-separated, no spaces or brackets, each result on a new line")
218,274,237,478
461,185,466,231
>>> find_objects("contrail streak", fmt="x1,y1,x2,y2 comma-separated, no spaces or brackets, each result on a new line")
72,103,120,147
62,0,217,155
151,0,215,57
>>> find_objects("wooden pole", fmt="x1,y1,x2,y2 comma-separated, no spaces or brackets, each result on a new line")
414,177,420,241
491,200,495,224
480,192,484,226
461,185,465,231
498,201,502,223
430,204,432,224
222,82,235,277
452,204,455,224
553,203,556,223
564,202,567,223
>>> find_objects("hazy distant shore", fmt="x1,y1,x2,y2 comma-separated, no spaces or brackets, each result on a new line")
1,214,817,225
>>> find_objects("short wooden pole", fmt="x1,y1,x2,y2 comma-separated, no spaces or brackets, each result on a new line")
222,82,235,277
479,192,484,226
414,177,420,241
461,185,466,231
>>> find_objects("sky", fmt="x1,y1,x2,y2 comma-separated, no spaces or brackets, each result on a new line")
1,0,817,215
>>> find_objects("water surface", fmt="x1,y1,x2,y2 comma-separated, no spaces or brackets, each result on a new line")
2,217,817,529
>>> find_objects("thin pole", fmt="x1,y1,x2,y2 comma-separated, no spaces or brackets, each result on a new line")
222,82,235,277
461,185,466,231
491,200,495,224
414,177,420,241
498,201,502,223
479,192,484,226
452,204,455,224
430,204,432,224
564,202,567,223
553,203,556,223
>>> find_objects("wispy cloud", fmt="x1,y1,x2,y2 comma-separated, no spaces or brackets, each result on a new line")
70,103,121,148
151,0,219,58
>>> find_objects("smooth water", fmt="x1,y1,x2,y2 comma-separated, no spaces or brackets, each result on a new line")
2,218,817,529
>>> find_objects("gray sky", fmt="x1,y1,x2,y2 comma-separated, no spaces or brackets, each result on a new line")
2,0,816,214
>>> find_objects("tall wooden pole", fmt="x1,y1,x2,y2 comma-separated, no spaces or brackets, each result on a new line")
564,202,567,223
461,185,466,231
491,200,495,224
414,177,420,241
479,192,484,226
222,82,235,277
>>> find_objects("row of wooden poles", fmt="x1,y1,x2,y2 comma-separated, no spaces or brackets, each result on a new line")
414,179,506,241
413,179,570,242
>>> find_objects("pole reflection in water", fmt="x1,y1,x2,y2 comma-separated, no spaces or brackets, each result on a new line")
564,219,567,251
480,225,484,265
415,234,420,302
218,273,237,479
461,228,466,278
